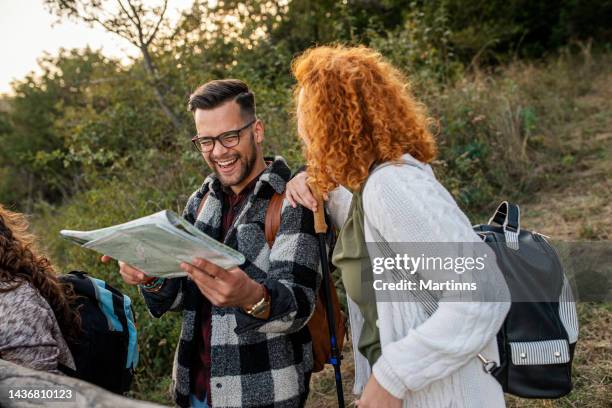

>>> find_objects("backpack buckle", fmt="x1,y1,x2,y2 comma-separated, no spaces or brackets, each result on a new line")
477,353,498,374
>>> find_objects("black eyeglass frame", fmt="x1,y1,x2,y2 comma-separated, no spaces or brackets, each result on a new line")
191,119,256,153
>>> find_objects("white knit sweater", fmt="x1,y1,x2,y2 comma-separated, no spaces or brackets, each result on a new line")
327,153,510,408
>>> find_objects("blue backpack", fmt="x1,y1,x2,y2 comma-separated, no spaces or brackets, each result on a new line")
59,271,138,394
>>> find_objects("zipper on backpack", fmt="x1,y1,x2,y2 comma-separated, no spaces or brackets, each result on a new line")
533,231,551,239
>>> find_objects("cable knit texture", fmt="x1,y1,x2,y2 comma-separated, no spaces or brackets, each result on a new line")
327,153,510,408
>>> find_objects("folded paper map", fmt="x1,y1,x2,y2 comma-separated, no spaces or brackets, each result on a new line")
60,210,245,278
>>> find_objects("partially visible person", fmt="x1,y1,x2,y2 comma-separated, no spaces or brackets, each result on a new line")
0,204,79,374
291,45,510,408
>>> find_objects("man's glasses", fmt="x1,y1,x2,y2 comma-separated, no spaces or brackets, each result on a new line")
191,119,256,153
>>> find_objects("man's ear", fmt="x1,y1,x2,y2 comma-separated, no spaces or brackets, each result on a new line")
254,119,265,144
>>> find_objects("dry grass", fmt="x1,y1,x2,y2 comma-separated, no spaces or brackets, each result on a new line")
519,71,612,241
505,64,612,408
306,341,358,408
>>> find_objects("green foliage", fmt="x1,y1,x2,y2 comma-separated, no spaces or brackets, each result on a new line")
370,2,463,83
0,49,121,204
3,0,609,209
412,0,612,63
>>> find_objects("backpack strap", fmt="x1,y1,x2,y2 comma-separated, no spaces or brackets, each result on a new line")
488,201,520,229
265,192,285,248
196,190,284,248
488,201,521,250
197,191,210,218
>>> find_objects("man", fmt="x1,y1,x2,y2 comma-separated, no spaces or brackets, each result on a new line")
108,79,321,407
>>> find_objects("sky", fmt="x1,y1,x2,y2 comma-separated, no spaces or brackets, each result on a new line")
0,0,192,95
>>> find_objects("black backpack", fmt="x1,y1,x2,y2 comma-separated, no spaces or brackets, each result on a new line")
473,202,579,398
58,271,139,394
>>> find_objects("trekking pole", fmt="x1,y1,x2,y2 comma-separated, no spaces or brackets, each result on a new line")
312,187,345,408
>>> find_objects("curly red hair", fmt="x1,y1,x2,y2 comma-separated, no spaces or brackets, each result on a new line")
292,45,437,193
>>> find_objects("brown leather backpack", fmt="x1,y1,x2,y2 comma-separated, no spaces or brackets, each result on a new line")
197,192,346,372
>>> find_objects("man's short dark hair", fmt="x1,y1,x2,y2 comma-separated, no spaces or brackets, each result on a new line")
188,79,256,118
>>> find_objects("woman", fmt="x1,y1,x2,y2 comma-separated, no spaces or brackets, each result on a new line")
289,45,510,407
0,204,78,374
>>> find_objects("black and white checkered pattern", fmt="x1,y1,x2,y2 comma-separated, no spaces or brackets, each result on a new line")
141,157,321,407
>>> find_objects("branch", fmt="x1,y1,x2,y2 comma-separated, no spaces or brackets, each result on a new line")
51,0,137,44
92,16,138,45
126,0,145,45
145,0,168,46
115,0,139,28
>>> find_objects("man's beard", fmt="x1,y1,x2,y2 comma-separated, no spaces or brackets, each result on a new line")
211,132,257,188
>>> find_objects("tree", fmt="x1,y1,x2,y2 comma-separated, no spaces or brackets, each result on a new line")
0,49,124,208
44,0,184,132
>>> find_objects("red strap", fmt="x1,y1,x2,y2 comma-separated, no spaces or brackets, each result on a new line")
265,193,285,248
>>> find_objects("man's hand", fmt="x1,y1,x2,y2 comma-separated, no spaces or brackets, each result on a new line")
355,375,402,408
180,257,263,308
101,255,149,285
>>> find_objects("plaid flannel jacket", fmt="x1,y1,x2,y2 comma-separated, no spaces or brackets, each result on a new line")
141,156,321,408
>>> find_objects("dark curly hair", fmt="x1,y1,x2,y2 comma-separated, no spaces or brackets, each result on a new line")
0,204,81,342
